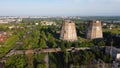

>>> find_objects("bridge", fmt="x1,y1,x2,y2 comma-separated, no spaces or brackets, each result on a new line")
0,47,91,64
6,47,91,57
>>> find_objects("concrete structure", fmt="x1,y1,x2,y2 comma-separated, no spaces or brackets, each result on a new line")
35,23,39,25
105,46,120,61
86,20,103,39
40,21,56,25
60,20,77,41
5,47,91,57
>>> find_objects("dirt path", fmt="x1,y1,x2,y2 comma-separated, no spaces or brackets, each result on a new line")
27,50,34,68
44,53,49,68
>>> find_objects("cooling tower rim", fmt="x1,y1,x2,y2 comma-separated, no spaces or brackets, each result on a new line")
88,20,101,23
62,19,75,23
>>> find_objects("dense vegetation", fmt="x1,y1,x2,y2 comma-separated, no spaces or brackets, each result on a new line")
5,54,28,68
1,18,120,68
19,26,40,49
0,35,19,57
0,23,33,58
49,47,112,68
5,54,46,68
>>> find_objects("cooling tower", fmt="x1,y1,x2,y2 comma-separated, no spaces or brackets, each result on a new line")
60,20,77,41
87,20,103,39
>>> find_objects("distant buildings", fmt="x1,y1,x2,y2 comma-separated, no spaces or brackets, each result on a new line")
0,18,22,24
40,21,56,26
108,24,115,30
35,23,39,25
16,18,22,23
0,32,12,43
86,20,103,39
0,20,8,24
60,20,77,41
102,23,107,26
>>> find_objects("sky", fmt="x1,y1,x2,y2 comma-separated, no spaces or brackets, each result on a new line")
0,0,120,16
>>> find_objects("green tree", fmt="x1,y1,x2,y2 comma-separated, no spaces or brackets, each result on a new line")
5,55,27,68
40,39,47,49
52,41,57,48
98,41,105,46
60,41,66,52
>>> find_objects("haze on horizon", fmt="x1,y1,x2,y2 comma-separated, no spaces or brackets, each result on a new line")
0,0,120,16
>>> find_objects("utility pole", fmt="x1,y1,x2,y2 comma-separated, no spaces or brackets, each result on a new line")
110,39,113,60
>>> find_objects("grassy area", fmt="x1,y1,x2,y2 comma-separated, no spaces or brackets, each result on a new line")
103,28,120,34
78,37,91,42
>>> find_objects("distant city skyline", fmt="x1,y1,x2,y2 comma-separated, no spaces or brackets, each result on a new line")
0,0,120,16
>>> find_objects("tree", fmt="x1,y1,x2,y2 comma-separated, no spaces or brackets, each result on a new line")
37,64,46,68
40,39,47,49
66,42,72,48
5,55,27,68
41,31,47,40
52,41,57,48
98,41,105,46
60,41,66,52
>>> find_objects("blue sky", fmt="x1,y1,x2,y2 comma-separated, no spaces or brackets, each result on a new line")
0,0,120,16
